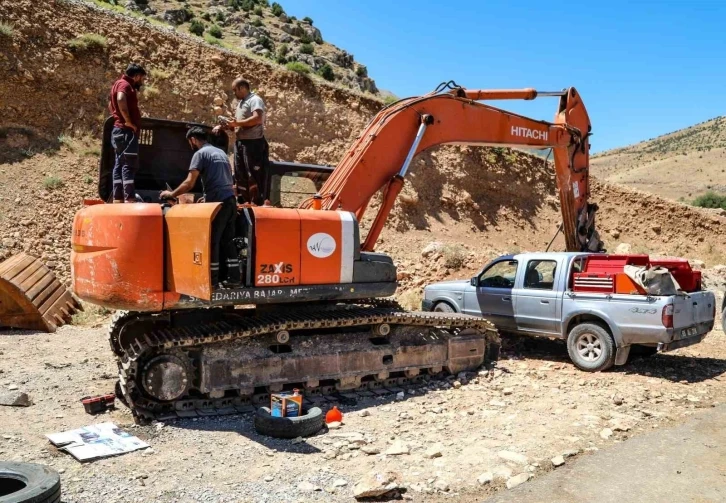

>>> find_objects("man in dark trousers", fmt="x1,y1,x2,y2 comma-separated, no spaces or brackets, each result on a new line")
108,63,146,203
213,78,268,205
160,127,241,288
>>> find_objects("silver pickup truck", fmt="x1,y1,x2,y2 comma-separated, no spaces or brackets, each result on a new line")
422,252,715,371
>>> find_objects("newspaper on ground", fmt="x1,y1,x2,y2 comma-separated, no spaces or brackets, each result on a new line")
46,422,149,462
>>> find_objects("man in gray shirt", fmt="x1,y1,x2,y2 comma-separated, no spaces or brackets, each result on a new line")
160,127,241,288
213,78,269,205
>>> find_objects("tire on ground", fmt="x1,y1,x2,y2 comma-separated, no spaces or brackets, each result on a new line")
566,322,616,372
254,407,324,439
0,461,61,503
433,302,455,313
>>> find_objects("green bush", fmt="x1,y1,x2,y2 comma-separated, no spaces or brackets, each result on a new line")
215,11,226,22
270,2,283,16
277,43,289,56
0,22,14,38
66,33,108,51
201,12,211,21
303,16,313,25
692,191,726,210
207,24,223,38
257,35,274,51
204,33,222,46
285,61,311,75
316,63,334,81
383,95,398,105
43,176,65,190
355,65,367,77
299,43,314,55
189,19,205,36
299,32,312,44
253,6,262,15
251,17,263,27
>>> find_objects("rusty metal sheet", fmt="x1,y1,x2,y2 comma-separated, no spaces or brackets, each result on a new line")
164,203,221,301
0,253,82,332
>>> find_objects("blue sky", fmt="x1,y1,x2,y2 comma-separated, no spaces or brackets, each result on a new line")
284,1,725,152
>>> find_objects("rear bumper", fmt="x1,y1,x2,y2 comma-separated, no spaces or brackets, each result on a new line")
421,299,434,312
658,333,706,352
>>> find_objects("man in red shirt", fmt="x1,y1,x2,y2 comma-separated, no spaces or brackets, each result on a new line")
108,64,146,203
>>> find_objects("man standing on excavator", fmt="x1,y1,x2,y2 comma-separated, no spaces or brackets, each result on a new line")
108,63,146,203
160,127,241,288
213,78,269,205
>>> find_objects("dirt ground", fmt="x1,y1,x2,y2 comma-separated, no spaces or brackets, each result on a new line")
2,318,724,503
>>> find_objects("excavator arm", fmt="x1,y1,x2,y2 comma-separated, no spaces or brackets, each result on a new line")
304,84,600,253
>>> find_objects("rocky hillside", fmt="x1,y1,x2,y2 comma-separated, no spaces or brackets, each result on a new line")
591,116,726,201
111,0,377,94
3,0,726,300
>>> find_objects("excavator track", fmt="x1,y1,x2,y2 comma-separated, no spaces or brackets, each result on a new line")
111,302,499,423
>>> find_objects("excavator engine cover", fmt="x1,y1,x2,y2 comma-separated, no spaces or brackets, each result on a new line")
0,253,82,332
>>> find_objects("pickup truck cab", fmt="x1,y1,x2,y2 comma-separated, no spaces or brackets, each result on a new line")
422,252,715,371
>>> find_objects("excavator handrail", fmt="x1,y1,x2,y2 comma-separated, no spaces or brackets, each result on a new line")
302,85,596,253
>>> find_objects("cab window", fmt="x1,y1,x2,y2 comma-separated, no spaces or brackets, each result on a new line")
269,171,326,208
479,260,518,289
523,260,557,290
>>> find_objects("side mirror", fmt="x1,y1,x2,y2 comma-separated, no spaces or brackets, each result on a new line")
470,277,478,287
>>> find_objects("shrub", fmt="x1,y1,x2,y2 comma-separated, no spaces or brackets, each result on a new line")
299,32,312,44
189,20,204,36
204,33,222,46
299,43,314,55
442,244,466,270
303,16,313,25
66,33,108,51
251,17,263,27
257,35,274,51
0,22,14,38
201,12,211,21
207,24,223,38
253,6,263,16
215,11,226,22
270,2,283,16
397,289,422,311
143,84,160,98
355,65,367,78
692,191,726,210
277,43,289,56
383,95,398,105
285,61,311,74
43,176,65,190
57,134,74,150
150,68,171,80
316,63,334,81
83,175,95,184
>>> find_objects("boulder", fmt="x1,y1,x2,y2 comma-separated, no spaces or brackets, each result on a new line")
163,9,192,25
0,390,32,407
353,472,403,500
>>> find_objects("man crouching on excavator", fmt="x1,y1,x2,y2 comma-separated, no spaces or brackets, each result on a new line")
160,127,241,288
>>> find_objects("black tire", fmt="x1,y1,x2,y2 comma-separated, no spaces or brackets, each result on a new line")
433,302,455,313
254,407,324,439
567,322,616,372
0,462,60,503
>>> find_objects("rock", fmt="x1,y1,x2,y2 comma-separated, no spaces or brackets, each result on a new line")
279,33,293,43
421,242,443,258
498,450,528,465
7,384,18,391
424,443,443,459
562,449,580,458
298,481,319,492
477,472,493,485
327,421,341,430
453,381,462,389
652,224,661,234
353,471,402,500
361,446,380,455
506,473,530,489
2,238,16,248
395,391,405,400
600,428,613,439
551,455,565,467
612,394,624,406
492,465,513,481
614,243,631,255
264,475,274,482
333,479,348,487
0,391,32,407
489,399,506,407
610,421,631,432
690,260,705,271
433,479,450,492
611,230,621,239
503,387,514,395
385,440,409,456
359,410,371,417
163,9,192,25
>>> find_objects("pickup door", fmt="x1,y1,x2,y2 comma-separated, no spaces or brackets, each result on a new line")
512,257,562,334
463,259,518,330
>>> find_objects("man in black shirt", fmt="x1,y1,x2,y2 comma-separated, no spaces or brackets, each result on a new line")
160,127,241,288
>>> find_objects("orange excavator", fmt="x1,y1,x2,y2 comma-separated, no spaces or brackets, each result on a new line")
71,83,598,422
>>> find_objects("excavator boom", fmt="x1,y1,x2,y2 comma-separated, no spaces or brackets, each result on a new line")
308,85,598,253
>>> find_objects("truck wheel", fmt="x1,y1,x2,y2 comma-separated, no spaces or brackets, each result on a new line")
567,323,616,372
254,407,324,439
0,462,61,503
433,302,455,313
